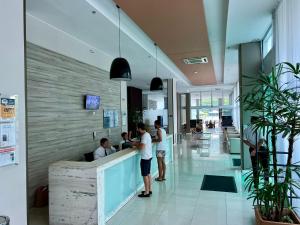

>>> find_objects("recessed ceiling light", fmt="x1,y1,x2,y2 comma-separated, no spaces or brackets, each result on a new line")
194,71,198,74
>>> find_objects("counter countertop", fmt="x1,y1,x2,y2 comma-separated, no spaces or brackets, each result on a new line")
50,135,172,170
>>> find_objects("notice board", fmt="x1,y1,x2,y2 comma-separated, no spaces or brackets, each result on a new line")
0,96,18,167
103,109,119,128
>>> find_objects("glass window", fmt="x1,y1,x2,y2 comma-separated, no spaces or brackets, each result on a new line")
191,109,197,119
190,90,234,108
191,93,200,107
223,96,230,106
222,91,231,106
201,91,211,107
222,108,232,116
147,94,166,110
212,90,222,107
263,25,273,58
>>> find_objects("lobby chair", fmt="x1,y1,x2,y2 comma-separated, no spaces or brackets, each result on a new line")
84,152,94,162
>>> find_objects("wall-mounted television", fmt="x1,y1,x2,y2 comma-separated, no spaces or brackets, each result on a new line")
85,95,100,110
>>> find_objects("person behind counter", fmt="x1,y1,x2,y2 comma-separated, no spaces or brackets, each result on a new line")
119,132,133,150
93,138,116,160
153,120,167,182
132,122,153,197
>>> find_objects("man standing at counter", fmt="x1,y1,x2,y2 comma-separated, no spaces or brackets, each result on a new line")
133,122,153,197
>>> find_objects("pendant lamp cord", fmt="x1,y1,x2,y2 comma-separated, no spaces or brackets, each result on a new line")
117,5,121,57
155,43,158,77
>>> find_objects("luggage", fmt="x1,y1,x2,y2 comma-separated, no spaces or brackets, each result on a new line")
34,185,48,207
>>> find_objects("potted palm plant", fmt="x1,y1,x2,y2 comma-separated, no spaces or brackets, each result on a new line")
241,62,300,224
128,110,143,138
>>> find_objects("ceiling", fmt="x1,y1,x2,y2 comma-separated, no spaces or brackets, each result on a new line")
26,0,191,90
203,0,228,84
114,0,216,86
26,0,280,92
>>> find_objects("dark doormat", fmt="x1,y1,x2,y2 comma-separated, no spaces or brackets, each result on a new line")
232,158,241,167
201,175,237,193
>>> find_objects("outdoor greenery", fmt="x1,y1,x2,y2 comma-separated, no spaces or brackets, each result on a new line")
241,62,300,223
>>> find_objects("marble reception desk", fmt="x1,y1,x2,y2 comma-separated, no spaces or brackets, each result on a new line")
49,135,173,225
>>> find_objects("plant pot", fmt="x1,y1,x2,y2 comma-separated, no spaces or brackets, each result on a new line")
255,208,300,225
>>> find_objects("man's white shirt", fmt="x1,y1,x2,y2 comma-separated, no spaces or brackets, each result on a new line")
140,132,152,160
94,146,116,160
243,125,264,146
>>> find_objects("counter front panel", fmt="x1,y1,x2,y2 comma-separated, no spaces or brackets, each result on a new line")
101,135,173,222
49,135,173,225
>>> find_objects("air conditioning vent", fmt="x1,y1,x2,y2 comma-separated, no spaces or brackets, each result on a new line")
183,56,208,64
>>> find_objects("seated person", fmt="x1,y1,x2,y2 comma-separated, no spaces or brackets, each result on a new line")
119,132,133,150
195,122,203,133
94,138,116,160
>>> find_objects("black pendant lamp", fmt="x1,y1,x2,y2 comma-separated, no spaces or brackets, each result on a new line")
110,5,131,81
150,43,163,91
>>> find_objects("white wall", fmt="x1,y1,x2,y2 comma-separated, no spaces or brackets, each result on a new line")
120,81,128,132
167,79,178,143
173,79,178,143
232,81,240,131
0,0,27,224
26,14,113,72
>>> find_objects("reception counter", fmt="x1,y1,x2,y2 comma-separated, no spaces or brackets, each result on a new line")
49,135,173,225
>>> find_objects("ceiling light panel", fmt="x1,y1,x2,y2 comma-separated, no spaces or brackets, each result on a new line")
183,56,208,64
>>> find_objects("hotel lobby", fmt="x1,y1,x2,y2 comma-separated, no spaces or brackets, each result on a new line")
1,0,300,225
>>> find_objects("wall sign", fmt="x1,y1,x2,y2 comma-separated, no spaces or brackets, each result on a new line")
0,96,18,167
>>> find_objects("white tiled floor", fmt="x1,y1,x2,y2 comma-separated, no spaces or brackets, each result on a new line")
106,130,255,225
29,207,48,225
29,130,255,225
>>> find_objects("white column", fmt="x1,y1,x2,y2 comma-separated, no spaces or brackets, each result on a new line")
120,81,128,132
167,79,178,143
0,0,27,224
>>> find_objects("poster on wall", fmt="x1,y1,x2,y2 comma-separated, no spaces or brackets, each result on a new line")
0,98,16,122
103,109,119,128
0,147,16,167
0,97,18,167
0,123,16,147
